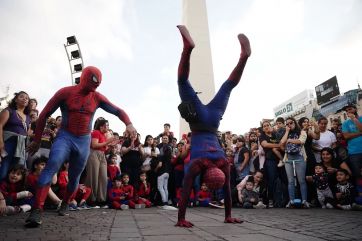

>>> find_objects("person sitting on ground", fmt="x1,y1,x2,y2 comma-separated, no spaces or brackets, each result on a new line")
0,165,31,215
134,171,152,208
121,173,136,209
197,183,211,207
238,176,260,209
26,156,61,209
108,175,128,210
58,162,92,210
306,163,334,209
236,170,266,208
334,169,355,210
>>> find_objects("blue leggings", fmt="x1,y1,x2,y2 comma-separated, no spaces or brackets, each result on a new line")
0,136,26,181
37,130,91,194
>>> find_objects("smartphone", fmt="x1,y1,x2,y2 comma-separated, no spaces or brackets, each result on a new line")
1,149,7,158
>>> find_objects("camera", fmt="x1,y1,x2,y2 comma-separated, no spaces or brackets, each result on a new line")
48,122,57,130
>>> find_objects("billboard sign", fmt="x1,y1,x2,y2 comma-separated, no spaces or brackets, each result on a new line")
273,89,314,117
315,76,340,106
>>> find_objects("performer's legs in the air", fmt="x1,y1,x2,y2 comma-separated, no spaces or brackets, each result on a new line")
208,34,251,111
177,25,203,111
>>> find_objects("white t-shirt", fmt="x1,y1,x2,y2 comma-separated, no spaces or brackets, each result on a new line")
312,130,336,162
143,146,160,166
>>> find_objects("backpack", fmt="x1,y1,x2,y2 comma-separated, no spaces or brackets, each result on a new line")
285,132,302,155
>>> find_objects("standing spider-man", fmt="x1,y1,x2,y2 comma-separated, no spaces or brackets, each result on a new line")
175,25,251,227
25,66,137,227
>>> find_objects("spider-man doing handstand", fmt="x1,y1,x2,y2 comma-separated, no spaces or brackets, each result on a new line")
25,66,137,227
176,25,251,228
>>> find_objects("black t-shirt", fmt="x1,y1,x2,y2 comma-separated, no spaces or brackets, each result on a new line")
259,132,278,161
121,139,143,168
325,158,343,193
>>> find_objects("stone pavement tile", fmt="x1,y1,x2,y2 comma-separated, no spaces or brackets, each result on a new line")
220,234,285,241
111,227,139,233
199,225,251,236
110,238,142,241
259,229,325,241
110,232,141,238
143,234,208,241
192,229,230,241
140,225,191,236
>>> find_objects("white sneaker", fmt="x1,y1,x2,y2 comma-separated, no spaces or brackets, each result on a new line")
277,160,285,167
341,205,351,210
162,205,178,211
326,203,334,209
120,204,129,210
135,204,146,209
286,201,295,208
20,204,32,212
321,205,326,209
268,200,274,208
302,201,310,208
254,202,266,209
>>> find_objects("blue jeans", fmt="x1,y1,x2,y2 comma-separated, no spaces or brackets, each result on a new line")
348,153,362,180
0,136,26,181
38,130,91,194
284,159,307,201
157,173,169,203
264,159,279,200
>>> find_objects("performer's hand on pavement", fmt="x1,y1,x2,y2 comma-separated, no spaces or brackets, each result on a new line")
125,124,137,138
0,201,6,215
26,141,41,156
175,219,194,228
224,217,243,224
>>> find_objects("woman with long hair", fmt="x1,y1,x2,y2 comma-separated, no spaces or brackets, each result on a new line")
280,117,309,208
0,91,31,180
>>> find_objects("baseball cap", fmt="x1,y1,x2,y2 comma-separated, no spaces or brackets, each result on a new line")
342,103,356,111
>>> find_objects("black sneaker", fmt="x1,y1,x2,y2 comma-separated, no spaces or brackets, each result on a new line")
58,201,69,216
25,209,42,228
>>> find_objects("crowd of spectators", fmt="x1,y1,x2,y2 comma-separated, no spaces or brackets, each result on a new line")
1,91,361,216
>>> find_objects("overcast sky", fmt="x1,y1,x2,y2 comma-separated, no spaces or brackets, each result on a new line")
1,0,361,139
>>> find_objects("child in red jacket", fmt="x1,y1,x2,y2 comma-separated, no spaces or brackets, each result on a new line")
121,173,136,208
107,154,121,184
197,183,212,207
58,162,92,210
108,175,129,210
26,156,61,209
0,165,31,214
134,171,151,208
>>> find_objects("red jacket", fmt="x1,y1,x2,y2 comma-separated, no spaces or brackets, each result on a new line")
108,187,126,202
135,182,150,199
107,165,120,181
0,181,23,205
122,184,134,200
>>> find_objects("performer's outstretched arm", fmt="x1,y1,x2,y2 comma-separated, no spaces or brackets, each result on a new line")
97,93,136,137
218,161,242,223
27,88,68,155
176,160,202,228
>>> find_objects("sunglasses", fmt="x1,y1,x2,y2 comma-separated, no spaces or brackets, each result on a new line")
286,122,294,126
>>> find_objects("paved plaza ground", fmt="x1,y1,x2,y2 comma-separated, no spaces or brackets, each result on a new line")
0,207,361,241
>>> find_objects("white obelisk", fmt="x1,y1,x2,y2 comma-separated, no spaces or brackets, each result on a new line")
179,0,215,137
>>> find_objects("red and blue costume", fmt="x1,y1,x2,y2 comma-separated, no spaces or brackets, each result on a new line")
26,66,136,226
175,25,251,227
